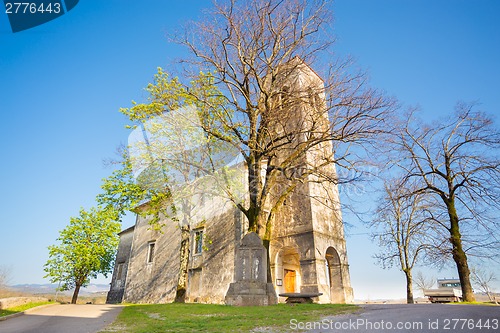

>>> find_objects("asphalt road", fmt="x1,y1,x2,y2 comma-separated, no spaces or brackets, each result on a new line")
0,304,123,333
303,304,500,333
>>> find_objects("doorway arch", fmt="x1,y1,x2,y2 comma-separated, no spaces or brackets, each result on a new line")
325,246,345,303
274,246,301,295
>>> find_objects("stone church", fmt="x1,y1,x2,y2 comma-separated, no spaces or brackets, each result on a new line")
106,59,354,305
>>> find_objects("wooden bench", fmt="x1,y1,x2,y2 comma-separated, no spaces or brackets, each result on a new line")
278,293,323,304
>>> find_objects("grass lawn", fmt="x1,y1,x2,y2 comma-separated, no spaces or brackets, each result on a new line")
0,301,56,317
100,303,358,333
451,301,499,306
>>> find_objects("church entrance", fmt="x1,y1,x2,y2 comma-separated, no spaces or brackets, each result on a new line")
273,246,301,298
284,269,296,293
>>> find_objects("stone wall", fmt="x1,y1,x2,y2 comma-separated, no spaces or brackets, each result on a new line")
267,61,353,304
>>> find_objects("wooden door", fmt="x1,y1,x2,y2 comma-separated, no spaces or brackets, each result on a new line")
284,269,296,293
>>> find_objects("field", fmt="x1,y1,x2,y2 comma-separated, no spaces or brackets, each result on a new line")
0,287,107,305
99,303,358,333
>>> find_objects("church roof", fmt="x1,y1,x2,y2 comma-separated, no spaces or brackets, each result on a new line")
118,225,135,236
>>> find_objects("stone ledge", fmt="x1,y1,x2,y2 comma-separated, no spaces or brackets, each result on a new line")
278,293,323,298
279,292,323,304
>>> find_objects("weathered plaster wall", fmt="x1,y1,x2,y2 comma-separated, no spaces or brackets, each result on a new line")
186,201,240,304
123,213,180,303
124,196,241,304
106,226,134,304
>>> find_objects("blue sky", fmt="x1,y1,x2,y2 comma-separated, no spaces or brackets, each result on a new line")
0,1,498,300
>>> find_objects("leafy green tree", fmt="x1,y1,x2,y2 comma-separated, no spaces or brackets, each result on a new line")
98,150,173,229
44,206,121,304
98,69,229,302
98,154,145,216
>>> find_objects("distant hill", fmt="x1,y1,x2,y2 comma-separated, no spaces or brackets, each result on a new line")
9,283,110,296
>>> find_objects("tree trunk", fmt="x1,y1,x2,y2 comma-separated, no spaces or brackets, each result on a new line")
260,208,276,285
404,270,414,304
486,292,498,305
262,239,273,284
175,225,190,303
71,284,81,304
446,199,475,302
247,157,260,233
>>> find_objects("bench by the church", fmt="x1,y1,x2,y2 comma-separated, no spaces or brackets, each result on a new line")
278,293,323,304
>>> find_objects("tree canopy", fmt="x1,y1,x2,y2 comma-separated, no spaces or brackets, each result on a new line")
44,206,121,304
174,0,395,243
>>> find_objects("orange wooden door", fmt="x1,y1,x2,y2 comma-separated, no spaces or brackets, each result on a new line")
284,269,296,293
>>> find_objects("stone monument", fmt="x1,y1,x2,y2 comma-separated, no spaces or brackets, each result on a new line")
225,232,277,306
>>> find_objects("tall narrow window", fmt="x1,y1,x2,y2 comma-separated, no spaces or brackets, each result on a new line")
147,241,156,263
194,230,203,255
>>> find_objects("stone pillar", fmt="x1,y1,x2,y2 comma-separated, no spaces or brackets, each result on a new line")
225,232,278,306
299,258,321,294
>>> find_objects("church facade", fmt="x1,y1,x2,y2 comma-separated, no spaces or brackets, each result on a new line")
107,59,354,305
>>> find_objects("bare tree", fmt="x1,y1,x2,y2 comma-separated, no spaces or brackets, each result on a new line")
384,103,500,302
372,180,436,303
0,265,11,290
471,267,498,304
414,271,435,297
172,0,394,282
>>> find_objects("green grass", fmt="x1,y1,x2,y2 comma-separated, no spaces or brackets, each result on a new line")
0,301,56,317
101,303,358,333
451,301,499,306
